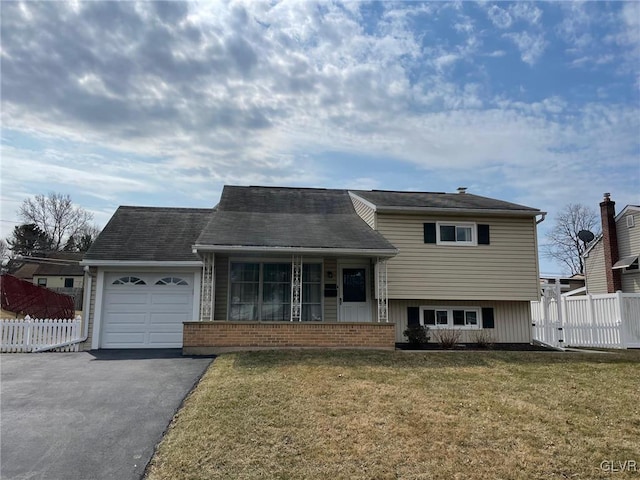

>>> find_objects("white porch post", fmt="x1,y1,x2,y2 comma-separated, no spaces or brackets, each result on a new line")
291,255,303,321
200,253,215,321
376,258,388,323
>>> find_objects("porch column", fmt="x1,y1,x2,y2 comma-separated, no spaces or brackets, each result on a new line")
291,255,303,321
376,258,388,322
200,253,215,321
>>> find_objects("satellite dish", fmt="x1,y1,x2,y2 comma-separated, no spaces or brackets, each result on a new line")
578,230,595,243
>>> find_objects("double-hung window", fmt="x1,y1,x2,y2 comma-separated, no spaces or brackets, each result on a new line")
437,222,475,245
229,261,322,321
421,306,481,329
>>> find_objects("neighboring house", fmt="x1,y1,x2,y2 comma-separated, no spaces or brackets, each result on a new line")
31,252,85,289
539,274,585,295
583,194,640,294
80,186,544,351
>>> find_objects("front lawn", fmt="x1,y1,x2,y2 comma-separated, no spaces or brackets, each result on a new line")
146,350,640,480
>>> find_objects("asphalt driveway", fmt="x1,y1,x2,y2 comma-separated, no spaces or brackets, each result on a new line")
1,349,213,480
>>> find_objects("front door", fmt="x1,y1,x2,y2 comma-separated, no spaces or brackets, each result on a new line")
338,264,371,322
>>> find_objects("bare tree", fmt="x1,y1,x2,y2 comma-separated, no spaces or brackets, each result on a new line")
18,193,94,251
543,203,599,275
0,239,9,262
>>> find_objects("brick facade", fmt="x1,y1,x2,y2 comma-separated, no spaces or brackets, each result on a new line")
600,194,622,293
183,321,396,354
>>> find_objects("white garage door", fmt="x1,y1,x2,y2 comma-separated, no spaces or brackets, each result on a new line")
102,273,194,348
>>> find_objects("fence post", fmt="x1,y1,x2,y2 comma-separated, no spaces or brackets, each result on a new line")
617,291,626,349
587,294,596,346
24,315,32,352
555,280,564,348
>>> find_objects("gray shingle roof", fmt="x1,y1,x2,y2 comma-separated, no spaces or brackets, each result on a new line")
351,190,539,213
196,186,397,251
84,207,213,262
34,252,85,276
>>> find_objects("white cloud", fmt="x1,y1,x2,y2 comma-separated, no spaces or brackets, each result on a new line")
487,5,512,29
504,31,547,65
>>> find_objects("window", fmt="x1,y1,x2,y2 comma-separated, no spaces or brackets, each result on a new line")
64,278,74,288
37,278,47,286
424,223,490,245
112,276,146,285
437,222,476,245
229,261,322,321
155,277,188,286
627,216,635,228
421,306,482,329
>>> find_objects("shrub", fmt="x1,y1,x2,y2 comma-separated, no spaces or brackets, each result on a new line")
403,324,430,348
472,330,495,349
433,329,461,349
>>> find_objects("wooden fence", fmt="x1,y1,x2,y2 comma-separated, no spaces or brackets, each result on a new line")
531,292,640,349
0,316,82,353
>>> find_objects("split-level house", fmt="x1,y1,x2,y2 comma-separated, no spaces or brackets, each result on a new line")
584,194,640,294
80,186,544,352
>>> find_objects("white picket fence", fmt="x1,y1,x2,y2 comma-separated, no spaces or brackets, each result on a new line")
0,316,82,353
531,292,640,349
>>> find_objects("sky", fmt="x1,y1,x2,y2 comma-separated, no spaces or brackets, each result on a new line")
1,0,639,275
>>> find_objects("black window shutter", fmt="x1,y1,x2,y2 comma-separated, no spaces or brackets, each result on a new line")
482,307,495,329
407,306,420,326
424,223,436,244
478,224,490,245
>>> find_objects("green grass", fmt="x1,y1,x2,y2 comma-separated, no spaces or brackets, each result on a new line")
146,349,640,480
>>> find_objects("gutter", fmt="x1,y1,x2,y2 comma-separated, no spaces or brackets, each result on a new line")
372,206,544,217
192,245,399,257
33,266,92,353
536,213,546,224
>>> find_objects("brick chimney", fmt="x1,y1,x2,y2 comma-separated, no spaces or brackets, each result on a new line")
599,193,622,292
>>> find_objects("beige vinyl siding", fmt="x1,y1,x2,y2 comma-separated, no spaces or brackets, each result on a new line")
214,254,229,320
377,214,540,301
585,241,607,294
617,210,640,293
324,258,338,322
390,299,532,343
350,195,376,229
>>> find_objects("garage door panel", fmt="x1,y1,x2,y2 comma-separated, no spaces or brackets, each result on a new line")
101,272,195,348
105,292,150,305
103,332,147,345
104,313,147,326
151,293,192,305
150,313,191,324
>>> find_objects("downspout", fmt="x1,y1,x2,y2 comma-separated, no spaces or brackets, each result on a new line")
34,266,92,352
536,213,546,225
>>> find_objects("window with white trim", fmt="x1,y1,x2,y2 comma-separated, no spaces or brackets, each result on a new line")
420,306,482,329
437,222,476,245
229,262,322,321
112,276,146,285
155,277,189,286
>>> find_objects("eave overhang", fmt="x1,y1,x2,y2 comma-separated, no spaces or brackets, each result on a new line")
192,245,398,258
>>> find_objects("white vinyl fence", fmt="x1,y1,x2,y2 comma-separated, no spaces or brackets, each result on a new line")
531,291,640,349
0,316,82,353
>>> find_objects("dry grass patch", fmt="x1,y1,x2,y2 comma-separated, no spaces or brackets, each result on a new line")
146,349,640,480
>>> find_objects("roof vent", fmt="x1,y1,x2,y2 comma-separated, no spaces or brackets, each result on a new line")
457,187,467,194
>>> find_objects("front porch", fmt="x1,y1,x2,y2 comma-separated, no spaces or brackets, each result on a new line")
188,253,395,352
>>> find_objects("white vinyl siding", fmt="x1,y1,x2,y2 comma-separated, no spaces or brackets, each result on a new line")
350,195,376,229
390,299,532,343
377,214,540,301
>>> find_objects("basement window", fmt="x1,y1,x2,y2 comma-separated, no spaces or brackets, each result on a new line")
421,306,482,329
